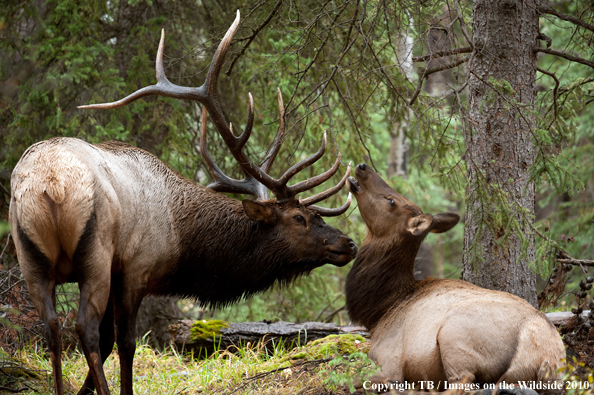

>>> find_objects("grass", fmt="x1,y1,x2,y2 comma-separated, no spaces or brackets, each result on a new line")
6,333,594,395
2,335,372,395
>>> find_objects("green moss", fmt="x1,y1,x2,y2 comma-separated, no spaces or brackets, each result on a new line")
287,334,369,361
189,319,230,343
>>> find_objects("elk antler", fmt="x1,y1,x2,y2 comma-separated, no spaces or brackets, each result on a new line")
79,11,350,212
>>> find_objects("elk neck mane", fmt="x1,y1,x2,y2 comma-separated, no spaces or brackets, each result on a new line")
164,190,317,308
345,234,424,331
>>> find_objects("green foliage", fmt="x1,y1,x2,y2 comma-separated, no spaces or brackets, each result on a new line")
321,351,380,394
557,359,594,395
1,0,124,165
0,306,21,332
532,10,594,284
0,220,9,237
288,334,367,361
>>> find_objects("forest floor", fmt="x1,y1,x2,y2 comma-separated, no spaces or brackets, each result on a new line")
1,332,594,395
0,334,373,395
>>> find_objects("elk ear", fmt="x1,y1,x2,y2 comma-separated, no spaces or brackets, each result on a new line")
407,214,434,236
242,200,278,225
430,212,460,233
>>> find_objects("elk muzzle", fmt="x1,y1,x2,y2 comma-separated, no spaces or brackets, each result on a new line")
326,234,358,267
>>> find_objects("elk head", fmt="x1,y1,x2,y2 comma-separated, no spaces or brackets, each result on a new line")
347,163,459,243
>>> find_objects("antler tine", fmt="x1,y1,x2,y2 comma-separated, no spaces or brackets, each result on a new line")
200,106,269,200
236,93,254,150
286,150,342,196
307,193,352,217
261,88,287,174
79,29,192,110
275,132,327,187
299,162,351,206
78,11,241,113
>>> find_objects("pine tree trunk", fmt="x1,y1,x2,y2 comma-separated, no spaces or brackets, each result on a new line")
461,0,539,307
136,296,182,350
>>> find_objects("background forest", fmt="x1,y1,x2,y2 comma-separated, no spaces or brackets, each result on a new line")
0,0,593,339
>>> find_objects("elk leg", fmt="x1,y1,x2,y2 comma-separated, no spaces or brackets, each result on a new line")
76,272,112,395
113,281,144,395
14,228,65,395
77,297,115,395
33,280,64,395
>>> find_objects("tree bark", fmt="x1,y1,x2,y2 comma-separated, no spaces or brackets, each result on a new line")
462,0,539,306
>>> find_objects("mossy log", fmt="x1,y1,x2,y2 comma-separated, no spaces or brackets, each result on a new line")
167,320,369,355
168,312,568,355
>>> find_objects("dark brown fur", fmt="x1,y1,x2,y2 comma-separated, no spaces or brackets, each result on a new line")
346,238,419,331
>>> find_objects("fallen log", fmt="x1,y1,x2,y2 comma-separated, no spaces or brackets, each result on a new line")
545,310,591,326
168,311,583,354
167,320,369,354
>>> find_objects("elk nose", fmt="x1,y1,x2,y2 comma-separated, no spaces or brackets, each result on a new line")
357,163,367,171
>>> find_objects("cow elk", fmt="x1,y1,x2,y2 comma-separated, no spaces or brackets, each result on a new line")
9,12,357,395
345,163,564,388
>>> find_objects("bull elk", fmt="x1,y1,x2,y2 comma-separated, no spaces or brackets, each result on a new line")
9,12,357,395
345,163,564,388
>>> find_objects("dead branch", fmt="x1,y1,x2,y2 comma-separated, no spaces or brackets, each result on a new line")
228,358,332,395
538,3,594,34
0,234,11,262
409,56,469,106
557,258,594,267
412,46,472,63
537,32,552,48
534,47,594,70
224,0,284,76
417,56,470,77
536,67,559,128
546,310,591,326
454,0,473,49
323,304,345,323
247,358,331,382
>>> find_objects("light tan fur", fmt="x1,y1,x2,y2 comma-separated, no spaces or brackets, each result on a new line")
10,138,173,287
369,278,565,385
12,142,95,262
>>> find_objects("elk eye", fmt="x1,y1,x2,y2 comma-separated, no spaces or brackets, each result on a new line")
387,198,396,208
294,215,306,224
